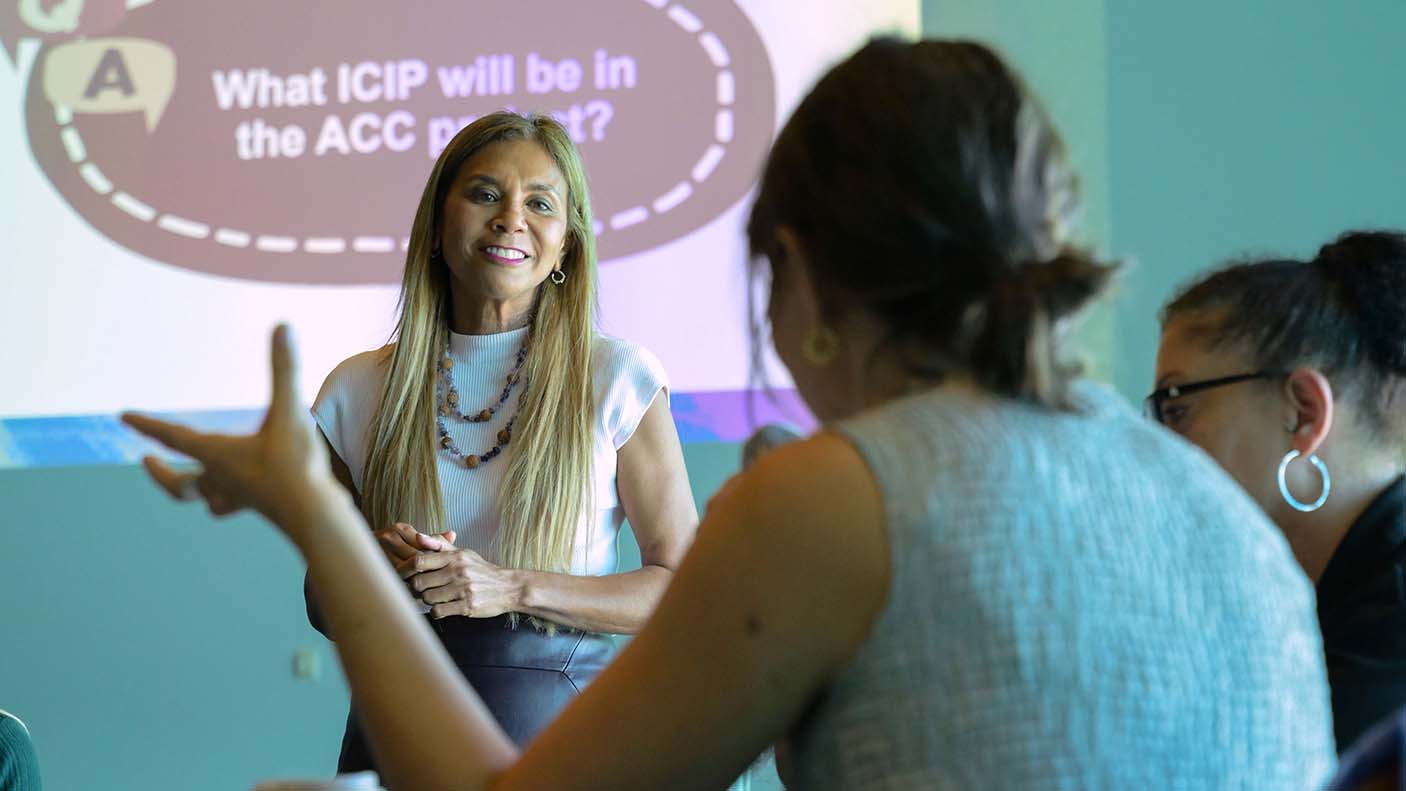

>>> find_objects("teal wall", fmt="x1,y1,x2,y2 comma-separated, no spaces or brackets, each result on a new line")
928,0,1406,399
924,0,1117,381
0,442,747,791
0,464,347,788
1103,1,1406,398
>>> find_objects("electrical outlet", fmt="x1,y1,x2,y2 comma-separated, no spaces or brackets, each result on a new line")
292,647,320,680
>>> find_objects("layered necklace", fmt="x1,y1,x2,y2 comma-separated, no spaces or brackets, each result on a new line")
435,329,529,469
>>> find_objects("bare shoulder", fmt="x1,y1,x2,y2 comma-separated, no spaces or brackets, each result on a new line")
730,431,883,520
705,431,890,650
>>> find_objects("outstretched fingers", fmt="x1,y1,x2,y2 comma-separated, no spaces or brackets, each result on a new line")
140,455,202,502
122,412,216,464
266,323,301,423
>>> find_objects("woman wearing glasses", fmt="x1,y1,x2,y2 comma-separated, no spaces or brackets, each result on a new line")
1153,230,1406,750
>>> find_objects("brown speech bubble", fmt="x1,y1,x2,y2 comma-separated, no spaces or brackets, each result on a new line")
22,0,775,284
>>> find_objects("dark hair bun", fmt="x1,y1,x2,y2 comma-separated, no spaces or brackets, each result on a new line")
1315,231,1406,374
1019,249,1114,321
972,249,1113,398
747,38,1114,409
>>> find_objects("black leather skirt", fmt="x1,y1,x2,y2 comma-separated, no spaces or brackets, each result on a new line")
336,613,618,771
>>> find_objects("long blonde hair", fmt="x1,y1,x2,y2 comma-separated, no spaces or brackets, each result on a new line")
360,112,598,575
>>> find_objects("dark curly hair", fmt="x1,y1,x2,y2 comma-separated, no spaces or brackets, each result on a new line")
1161,230,1406,435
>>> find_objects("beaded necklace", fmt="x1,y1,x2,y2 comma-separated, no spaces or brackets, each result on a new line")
434,331,529,469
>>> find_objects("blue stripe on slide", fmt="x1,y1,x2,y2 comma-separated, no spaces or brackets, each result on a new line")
0,390,815,468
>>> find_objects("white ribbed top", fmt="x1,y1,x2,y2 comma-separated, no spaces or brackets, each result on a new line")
312,329,667,576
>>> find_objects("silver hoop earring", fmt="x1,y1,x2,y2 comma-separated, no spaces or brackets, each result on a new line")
549,269,566,285
801,325,840,367
1278,450,1331,512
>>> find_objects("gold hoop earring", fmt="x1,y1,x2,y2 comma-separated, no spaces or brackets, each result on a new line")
801,325,840,367
549,269,566,285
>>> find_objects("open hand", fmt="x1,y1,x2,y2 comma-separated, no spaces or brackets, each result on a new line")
121,325,337,537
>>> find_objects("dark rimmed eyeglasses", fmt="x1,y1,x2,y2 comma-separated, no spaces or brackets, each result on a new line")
1144,371,1285,425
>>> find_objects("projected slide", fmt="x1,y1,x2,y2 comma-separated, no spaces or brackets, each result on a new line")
0,0,918,466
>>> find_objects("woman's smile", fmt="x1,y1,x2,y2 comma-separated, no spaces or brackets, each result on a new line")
480,244,531,266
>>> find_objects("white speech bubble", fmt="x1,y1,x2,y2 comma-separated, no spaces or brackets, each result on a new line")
18,0,83,34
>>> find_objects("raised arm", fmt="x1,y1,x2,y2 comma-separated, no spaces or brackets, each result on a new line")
491,433,888,789
304,432,358,638
124,325,889,791
125,326,519,788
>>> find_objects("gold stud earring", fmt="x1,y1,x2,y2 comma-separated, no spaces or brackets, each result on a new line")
801,325,840,367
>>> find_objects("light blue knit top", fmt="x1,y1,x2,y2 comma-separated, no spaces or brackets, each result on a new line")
789,382,1336,790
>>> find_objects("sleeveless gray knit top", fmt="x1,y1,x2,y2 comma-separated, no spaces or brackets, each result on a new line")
788,382,1336,790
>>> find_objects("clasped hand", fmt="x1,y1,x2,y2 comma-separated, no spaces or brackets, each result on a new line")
376,522,523,619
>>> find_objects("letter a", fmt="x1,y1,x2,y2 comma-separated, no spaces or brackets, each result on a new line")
84,48,137,99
